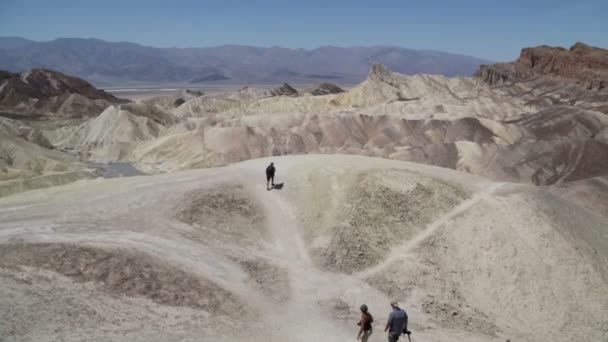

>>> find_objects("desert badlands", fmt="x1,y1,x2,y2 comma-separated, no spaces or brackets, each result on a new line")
0,43,607,341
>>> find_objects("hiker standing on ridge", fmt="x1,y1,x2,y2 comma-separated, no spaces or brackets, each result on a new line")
384,300,409,342
266,162,275,190
356,304,374,341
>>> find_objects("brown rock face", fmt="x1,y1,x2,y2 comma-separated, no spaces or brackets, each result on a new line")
272,83,298,96
479,42,608,91
2,69,119,101
518,42,608,90
521,43,607,71
310,82,344,96
0,68,126,116
476,42,608,120
473,43,608,184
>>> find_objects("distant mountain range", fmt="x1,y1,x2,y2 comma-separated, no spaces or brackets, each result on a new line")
0,37,491,86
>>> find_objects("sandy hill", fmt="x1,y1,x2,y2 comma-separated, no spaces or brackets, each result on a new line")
0,155,606,341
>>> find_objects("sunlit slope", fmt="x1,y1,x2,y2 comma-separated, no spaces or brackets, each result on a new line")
1,155,606,341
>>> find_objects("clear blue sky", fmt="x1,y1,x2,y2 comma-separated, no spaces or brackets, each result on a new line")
0,0,606,61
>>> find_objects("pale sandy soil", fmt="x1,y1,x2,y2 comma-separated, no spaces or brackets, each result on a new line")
1,155,606,341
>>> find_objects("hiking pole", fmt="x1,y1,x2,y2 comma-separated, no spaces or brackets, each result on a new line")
405,331,412,342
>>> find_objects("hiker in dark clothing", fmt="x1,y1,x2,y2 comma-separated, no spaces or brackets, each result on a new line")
385,300,408,342
357,304,374,342
266,162,275,190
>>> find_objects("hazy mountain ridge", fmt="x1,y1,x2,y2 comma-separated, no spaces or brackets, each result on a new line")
0,37,491,86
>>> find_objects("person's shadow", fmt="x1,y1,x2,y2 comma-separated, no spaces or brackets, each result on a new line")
268,182,284,191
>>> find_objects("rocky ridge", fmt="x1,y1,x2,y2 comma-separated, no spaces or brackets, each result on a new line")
0,68,126,117
1,43,608,197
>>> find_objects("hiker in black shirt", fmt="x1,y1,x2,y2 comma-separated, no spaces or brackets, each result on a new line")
266,162,275,190
357,304,374,341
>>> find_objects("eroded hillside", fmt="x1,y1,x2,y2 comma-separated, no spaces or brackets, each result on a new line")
2,43,608,197
0,155,606,341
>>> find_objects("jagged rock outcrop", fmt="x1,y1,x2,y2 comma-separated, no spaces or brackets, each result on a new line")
272,83,298,96
0,68,127,116
477,42,608,119
468,44,608,184
475,63,515,85
518,42,607,90
310,82,344,96
477,42,608,91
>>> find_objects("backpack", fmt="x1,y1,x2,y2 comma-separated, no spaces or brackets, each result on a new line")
364,312,374,330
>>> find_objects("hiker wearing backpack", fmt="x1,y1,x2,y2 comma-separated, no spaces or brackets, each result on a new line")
357,304,374,341
266,162,275,190
384,300,409,342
